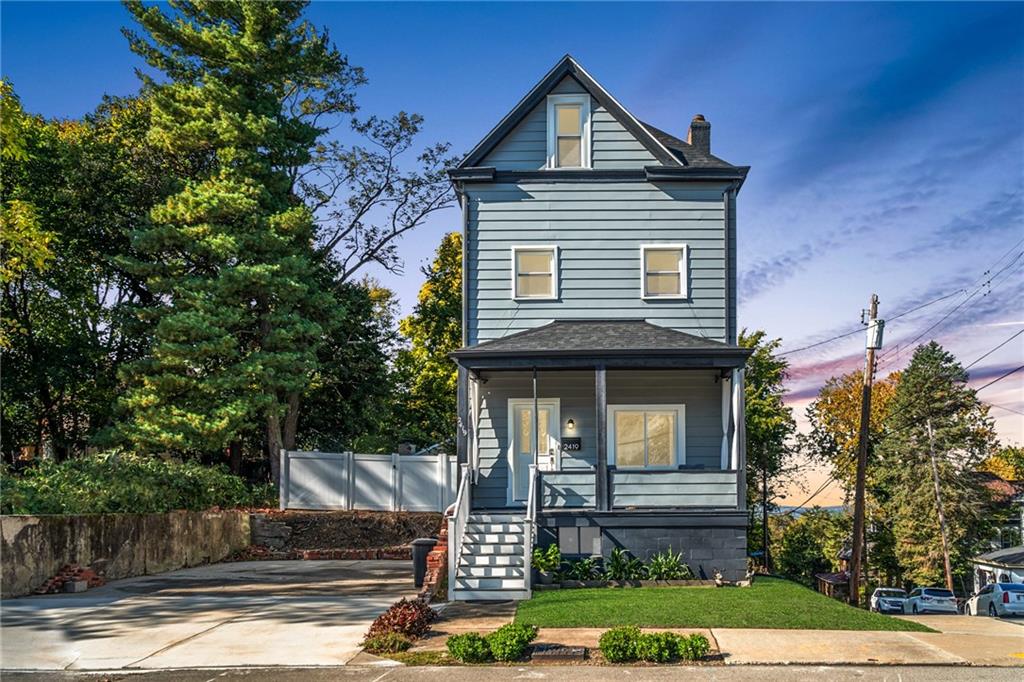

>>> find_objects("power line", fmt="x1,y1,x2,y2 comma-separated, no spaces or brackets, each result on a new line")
986,401,1024,417
965,328,1024,370
975,364,1024,393
777,289,966,358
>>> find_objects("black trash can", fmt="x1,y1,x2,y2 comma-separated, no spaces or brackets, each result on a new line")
411,537,438,587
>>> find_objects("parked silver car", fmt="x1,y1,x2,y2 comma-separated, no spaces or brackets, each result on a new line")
870,587,908,614
905,587,958,614
965,583,1024,617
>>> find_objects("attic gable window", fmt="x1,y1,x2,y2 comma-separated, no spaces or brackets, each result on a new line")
546,94,591,169
641,244,688,299
512,245,558,300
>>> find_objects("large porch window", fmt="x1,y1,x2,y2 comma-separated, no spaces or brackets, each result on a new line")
608,404,685,468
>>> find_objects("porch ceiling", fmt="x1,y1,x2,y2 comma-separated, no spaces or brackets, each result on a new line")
451,320,752,370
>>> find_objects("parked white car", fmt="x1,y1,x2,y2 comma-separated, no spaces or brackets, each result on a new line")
905,587,958,614
965,582,1024,617
870,587,908,614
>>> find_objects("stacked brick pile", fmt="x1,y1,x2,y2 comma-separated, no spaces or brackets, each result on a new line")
33,564,105,594
420,519,448,601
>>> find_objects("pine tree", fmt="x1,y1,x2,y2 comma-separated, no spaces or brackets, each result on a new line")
875,342,999,586
118,1,350,483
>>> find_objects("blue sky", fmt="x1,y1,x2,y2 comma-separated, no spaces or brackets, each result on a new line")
4,2,1022,498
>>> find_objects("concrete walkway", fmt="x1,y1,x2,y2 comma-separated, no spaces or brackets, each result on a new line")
1,560,417,671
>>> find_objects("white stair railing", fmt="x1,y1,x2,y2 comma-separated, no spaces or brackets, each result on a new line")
523,463,538,596
447,463,471,601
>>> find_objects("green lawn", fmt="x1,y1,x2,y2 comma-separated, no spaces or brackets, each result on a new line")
515,577,934,632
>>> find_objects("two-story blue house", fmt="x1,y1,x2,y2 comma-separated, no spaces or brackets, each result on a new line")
446,56,751,600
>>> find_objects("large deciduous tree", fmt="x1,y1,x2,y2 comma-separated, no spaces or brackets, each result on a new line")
118,0,352,483
875,342,999,587
1,90,175,461
394,232,462,449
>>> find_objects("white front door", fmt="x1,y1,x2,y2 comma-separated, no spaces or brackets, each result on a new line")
508,399,560,504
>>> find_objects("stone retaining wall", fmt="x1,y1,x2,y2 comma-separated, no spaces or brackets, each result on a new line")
250,510,442,550
0,510,250,598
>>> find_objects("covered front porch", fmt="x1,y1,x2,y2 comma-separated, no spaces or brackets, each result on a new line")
452,320,751,516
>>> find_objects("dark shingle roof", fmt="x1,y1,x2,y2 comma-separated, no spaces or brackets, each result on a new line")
641,121,737,169
974,545,1024,568
452,320,748,359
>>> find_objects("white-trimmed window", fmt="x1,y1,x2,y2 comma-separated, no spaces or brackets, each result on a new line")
511,245,558,299
546,94,591,169
640,244,688,299
608,405,685,468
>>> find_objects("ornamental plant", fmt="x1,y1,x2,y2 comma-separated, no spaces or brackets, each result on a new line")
486,623,538,662
679,633,711,661
446,632,491,663
645,548,694,580
563,556,601,581
364,598,435,640
604,548,646,580
531,544,562,573
598,625,640,663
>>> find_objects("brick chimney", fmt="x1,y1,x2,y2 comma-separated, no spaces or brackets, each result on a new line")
687,114,711,154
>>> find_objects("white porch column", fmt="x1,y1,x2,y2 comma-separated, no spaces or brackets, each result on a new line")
731,369,745,471
470,376,481,483
720,373,732,470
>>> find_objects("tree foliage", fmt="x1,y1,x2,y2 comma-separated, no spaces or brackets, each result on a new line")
739,329,797,508
394,232,462,448
774,508,850,585
874,342,999,586
980,445,1024,481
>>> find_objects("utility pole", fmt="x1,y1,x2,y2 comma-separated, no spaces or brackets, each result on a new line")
849,294,882,607
926,419,955,592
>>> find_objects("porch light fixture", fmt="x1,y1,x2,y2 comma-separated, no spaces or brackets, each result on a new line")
566,418,576,431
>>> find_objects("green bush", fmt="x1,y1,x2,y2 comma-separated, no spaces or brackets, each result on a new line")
0,451,272,514
486,623,537,662
532,544,562,573
362,633,412,654
635,631,681,663
598,625,640,663
679,632,711,660
645,548,694,580
604,547,646,580
446,632,492,663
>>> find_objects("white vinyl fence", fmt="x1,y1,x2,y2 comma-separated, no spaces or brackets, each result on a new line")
279,450,458,512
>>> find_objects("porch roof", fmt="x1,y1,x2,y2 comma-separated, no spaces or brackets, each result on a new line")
451,320,752,370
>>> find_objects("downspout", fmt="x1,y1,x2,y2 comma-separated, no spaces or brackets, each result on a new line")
460,186,469,347
532,367,539,469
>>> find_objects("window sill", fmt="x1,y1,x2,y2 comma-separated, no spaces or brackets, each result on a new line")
513,296,560,302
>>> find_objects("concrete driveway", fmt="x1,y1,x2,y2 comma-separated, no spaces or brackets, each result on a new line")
1,560,418,671
895,613,1024,666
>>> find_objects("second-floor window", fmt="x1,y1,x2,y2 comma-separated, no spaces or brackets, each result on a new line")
641,244,688,299
512,245,558,299
546,94,591,169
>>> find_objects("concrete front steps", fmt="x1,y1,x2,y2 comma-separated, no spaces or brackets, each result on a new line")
452,512,530,601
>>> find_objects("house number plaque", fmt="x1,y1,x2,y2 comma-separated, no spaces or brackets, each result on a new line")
562,437,582,451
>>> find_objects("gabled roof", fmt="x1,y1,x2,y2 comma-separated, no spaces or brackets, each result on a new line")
459,55,740,171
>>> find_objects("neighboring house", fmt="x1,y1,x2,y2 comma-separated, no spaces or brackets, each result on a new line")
977,471,1024,549
445,55,751,600
971,546,1024,593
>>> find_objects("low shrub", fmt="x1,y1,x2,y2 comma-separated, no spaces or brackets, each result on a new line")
645,548,693,580
635,631,681,663
364,598,435,640
598,625,640,663
0,451,271,514
598,627,711,663
486,622,538,661
446,632,492,663
678,632,711,661
362,633,412,654
604,547,646,580
563,556,601,581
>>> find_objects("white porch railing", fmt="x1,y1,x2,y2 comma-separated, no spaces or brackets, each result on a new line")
523,463,538,595
447,464,471,601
